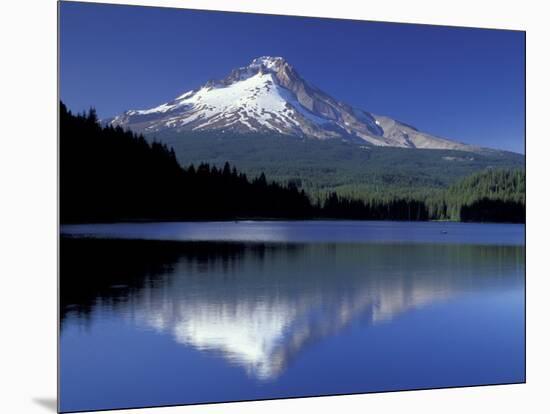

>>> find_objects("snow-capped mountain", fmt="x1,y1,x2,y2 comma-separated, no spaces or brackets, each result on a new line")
110,56,475,150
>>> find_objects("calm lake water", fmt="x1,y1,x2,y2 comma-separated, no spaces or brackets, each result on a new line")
60,221,525,413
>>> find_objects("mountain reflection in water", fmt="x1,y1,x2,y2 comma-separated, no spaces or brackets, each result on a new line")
61,238,524,380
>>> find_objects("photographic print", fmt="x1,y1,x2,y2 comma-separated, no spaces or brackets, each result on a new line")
59,2,525,412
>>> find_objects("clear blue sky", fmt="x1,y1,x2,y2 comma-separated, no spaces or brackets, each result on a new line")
60,1,525,153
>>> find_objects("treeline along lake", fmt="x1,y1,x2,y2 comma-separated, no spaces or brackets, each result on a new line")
60,102,524,223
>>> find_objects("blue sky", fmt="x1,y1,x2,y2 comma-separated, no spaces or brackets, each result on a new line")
60,2,525,153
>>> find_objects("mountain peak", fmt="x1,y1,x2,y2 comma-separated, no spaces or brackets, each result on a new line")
213,56,295,88
249,56,288,70
250,55,286,64
110,57,476,152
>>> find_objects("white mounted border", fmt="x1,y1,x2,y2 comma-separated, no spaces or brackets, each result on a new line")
1,1,548,414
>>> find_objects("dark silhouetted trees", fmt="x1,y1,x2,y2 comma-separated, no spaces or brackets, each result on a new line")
60,102,525,223
60,102,313,223
459,198,525,223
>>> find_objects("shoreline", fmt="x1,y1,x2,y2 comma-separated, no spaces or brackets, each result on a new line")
60,217,525,226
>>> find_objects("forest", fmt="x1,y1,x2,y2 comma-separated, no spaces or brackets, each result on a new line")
60,102,312,223
152,129,525,201
60,102,525,224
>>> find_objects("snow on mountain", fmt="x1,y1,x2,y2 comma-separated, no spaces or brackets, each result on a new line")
110,56,476,151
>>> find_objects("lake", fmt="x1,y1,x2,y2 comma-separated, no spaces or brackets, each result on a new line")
59,221,525,412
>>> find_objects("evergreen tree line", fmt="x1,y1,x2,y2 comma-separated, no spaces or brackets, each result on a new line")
60,102,312,222
60,102,525,223
321,169,525,223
